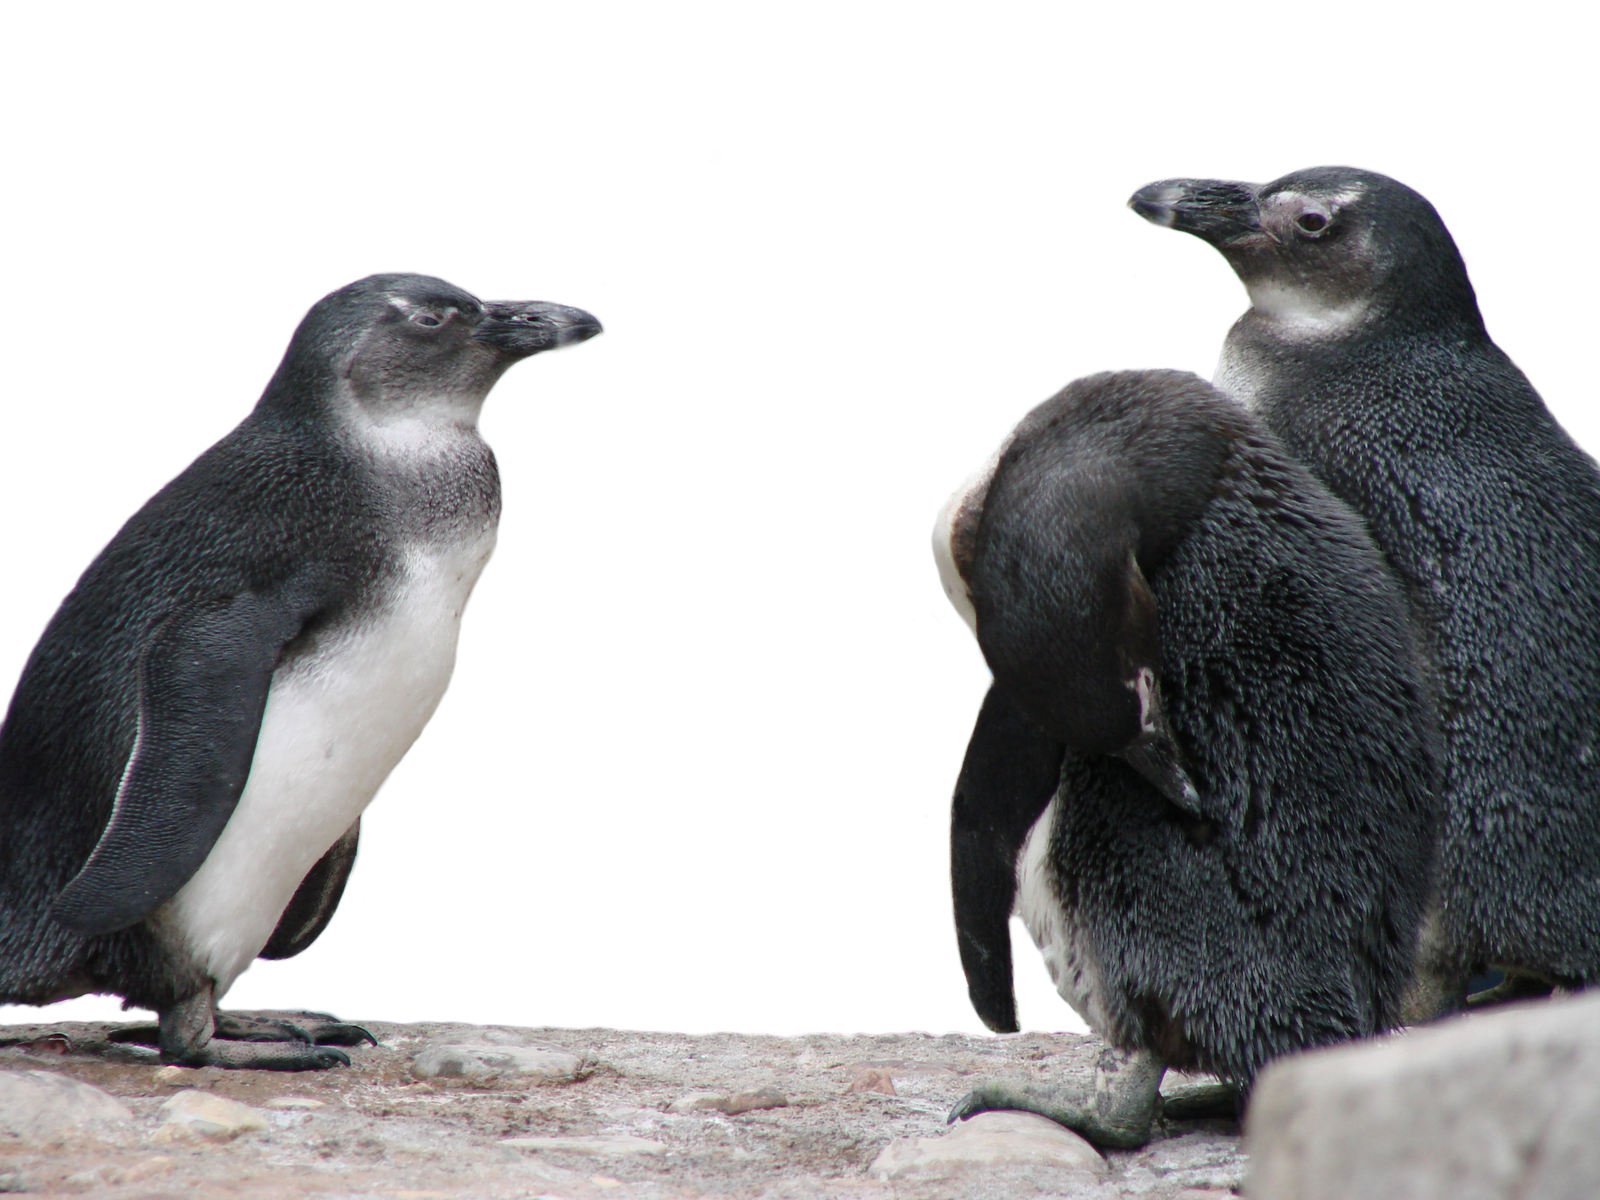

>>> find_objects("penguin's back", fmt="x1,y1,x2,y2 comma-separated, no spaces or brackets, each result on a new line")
1042,417,1439,1085
1229,325,1600,979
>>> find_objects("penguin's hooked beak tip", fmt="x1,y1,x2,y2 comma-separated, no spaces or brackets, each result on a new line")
474,302,603,358
1128,184,1185,228
1129,178,1263,247
556,310,604,347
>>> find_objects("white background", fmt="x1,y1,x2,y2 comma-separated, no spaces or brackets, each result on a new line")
2,4,1594,1038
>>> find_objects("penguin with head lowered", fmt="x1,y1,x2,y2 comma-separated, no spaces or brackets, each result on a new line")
0,274,601,1069
935,370,1439,1147
1132,168,1600,1011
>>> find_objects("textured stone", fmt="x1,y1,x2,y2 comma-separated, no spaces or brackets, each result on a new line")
870,1110,1106,1179
153,1090,269,1141
264,1095,326,1109
0,1069,133,1141
411,1040,586,1086
668,1087,788,1115
0,1019,1238,1197
1246,992,1600,1200
503,1134,668,1157
847,1067,898,1095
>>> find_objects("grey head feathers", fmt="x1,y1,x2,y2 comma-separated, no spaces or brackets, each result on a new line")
1130,168,1481,337
262,273,602,425
1134,165,1600,997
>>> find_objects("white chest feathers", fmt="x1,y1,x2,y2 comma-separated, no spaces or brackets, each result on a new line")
1015,797,1111,1034
933,443,1004,635
156,525,497,993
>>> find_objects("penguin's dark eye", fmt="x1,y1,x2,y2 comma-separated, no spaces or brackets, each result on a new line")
410,312,443,328
1295,210,1332,236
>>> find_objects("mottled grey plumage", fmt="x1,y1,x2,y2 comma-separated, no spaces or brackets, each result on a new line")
1133,167,1600,1000
938,370,1439,1145
0,274,600,1068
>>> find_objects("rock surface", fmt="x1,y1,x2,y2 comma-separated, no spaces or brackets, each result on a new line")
154,1089,270,1141
0,1018,1242,1198
411,1038,589,1086
1246,991,1600,1200
0,1068,132,1142
871,1109,1106,1179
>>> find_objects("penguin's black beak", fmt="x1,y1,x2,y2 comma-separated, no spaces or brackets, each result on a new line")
1119,729,1204,819
1129,179,1263,248
474,301,603,359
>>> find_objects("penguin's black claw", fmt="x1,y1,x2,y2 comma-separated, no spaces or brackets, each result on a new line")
307,1022,379,1047
940,1088,1004,1126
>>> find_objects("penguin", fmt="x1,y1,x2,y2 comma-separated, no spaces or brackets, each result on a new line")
936,370,1439,1146
0,274,601,1069
1130,167,1600,1010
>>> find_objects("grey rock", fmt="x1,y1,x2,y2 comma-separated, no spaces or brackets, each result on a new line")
870,1110,1106,1179
502,1133,668,1157
1246,991,1600,1200
668,1087,788,1115
411,1040,587,1086
0,1069,133,1142
153,1090,269,1141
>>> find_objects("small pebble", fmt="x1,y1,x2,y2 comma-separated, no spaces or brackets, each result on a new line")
153,1090,269,1142
847,1068,897,1095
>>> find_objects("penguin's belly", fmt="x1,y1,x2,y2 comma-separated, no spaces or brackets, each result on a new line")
156,530,495,993
1015,797,1112,1034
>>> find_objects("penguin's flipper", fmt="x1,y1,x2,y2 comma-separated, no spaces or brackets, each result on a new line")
952,685,1064,1034
260,819,361,960
52,591,308,935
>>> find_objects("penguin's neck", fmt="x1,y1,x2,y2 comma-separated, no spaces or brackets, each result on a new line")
333,380,490,460
1238,287,1373,340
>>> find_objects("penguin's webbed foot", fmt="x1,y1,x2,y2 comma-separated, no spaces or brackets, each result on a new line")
151,987,366,1071
948,1046,1165,1150
165,1041,353,1071
1465,970,1556,1011
110,1010,377,1050
214,1010,378,1047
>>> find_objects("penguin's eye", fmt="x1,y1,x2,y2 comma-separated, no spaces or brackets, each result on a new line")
410,312,444,329
1294,208,1334,237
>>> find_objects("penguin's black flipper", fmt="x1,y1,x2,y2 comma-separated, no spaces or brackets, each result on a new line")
952,685,1064,1033
51,591,309,935
260,820,360,960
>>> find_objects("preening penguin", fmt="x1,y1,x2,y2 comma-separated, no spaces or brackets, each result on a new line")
0,274,601,1069
937,370,1439,1146
1132,167,1600,1007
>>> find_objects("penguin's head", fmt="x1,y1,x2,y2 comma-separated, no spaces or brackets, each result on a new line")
262,273,602,421
1129,167,1480,334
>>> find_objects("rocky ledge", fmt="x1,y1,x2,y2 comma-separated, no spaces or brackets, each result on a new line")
0,1020,1242,1199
